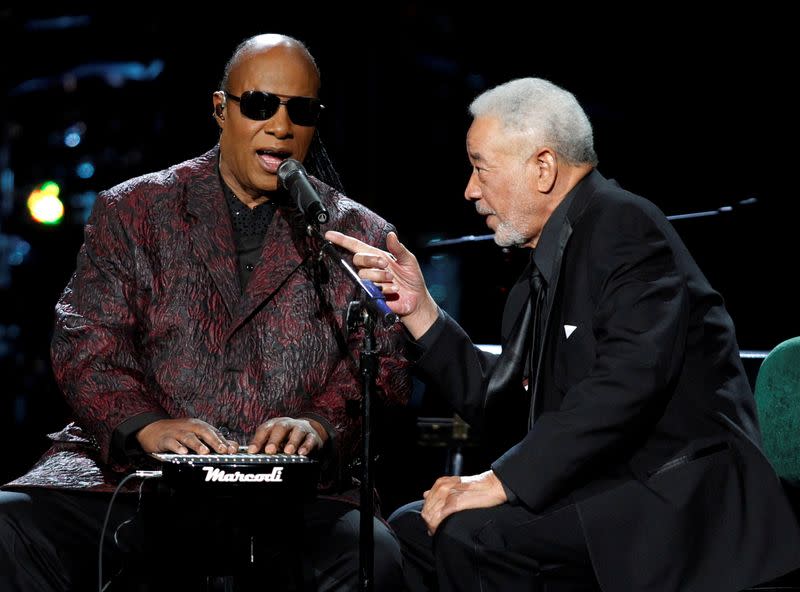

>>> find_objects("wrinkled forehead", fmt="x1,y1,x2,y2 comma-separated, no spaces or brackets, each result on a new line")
467,116,516,158
467,116,499,148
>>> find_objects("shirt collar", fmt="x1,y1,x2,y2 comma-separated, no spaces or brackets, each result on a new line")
532,176,585,285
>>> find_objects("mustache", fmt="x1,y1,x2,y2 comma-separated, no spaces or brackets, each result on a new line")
475,203,495,216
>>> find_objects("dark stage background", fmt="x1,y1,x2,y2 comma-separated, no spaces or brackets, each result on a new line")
1,8,797,513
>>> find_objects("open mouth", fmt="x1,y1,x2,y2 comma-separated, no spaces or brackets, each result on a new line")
256,149,292,173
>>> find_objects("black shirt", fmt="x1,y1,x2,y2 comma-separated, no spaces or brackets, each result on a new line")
219,173,278,291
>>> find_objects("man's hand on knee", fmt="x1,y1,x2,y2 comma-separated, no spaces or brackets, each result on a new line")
420,470,508,535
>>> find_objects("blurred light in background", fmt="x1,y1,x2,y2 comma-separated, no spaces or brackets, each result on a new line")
63,123,85,148
422,250,461,321
23,15,92,31
6,238,30,266
26,181,64,225
70,190,97,224
0,324,21,358
1,13,171,440
0,235,31,288
75,160,94,179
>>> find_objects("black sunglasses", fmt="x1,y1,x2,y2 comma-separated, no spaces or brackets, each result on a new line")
225,90,324,126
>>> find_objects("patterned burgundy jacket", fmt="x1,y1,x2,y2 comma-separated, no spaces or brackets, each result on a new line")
7,147,411,492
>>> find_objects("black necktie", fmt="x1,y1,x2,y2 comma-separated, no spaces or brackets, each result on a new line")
484,261,545,449
485,262,545,423
527,264,545,383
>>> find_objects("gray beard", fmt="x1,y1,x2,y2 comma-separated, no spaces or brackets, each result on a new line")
492,220,527,248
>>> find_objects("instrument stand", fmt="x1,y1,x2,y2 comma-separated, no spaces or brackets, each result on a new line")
309,224,396,592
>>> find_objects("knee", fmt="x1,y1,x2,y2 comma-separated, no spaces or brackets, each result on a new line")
433,512,475,558
374,519,403,587
434,510,492,561
388,500,425,546
0,492,33,526
0,492,33,551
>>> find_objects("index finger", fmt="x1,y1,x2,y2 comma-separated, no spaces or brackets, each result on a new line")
324,230,382,256
195,425,235,454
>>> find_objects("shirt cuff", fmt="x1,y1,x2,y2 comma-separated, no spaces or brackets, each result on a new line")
111,411,170,462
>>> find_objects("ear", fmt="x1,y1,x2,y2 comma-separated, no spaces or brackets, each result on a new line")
531,148,557,193
212,91,226,125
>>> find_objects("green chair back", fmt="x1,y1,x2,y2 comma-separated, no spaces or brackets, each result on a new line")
754,336,800,485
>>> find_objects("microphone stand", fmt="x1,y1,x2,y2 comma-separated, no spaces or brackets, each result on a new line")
307,224,396,592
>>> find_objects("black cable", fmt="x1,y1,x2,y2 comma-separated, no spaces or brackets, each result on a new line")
98,471,162,592
113,471,152,549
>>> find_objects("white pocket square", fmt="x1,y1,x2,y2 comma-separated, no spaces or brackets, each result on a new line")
564,324,577,339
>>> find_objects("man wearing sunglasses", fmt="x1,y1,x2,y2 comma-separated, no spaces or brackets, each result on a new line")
0,34,410,591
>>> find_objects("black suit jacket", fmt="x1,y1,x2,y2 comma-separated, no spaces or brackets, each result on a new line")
416,170,800,592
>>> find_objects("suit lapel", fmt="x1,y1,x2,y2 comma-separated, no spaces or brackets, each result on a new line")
528,220,572,426
225,207,310,340
526,169,606,425
185,156,241,319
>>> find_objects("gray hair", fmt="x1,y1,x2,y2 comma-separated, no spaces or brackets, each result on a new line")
469,78,598,166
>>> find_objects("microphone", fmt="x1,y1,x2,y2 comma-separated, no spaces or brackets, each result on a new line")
277,159,330,225
360,279,399,326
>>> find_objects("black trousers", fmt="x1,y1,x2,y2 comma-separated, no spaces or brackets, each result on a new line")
0,487,402,591
388,500,599,592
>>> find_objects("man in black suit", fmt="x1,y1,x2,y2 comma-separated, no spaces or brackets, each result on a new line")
325,77,800,592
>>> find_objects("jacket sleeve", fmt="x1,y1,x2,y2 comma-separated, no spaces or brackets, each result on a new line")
51,191,168,463
492,204,689,511
414,309,503,429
